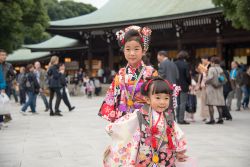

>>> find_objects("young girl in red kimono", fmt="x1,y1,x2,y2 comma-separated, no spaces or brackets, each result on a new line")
104,77,187,167
98,25,158,122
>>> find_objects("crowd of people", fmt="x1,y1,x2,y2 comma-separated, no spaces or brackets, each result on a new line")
70,68,107,97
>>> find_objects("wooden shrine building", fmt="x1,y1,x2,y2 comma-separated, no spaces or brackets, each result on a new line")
24,0,250,74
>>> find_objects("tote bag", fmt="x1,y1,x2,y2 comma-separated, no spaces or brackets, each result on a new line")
0,93,10,115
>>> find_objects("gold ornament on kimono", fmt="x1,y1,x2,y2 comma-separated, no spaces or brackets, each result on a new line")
152,153,159,163
127,99,134,106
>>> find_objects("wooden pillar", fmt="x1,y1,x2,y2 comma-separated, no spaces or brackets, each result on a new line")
215,19,223,59
105,31,114,70
87,45,92,75
80,49,84,68
175,24,183,52
216,35,223,58
108,44,114,70
177,38,182,51
83,32,92,75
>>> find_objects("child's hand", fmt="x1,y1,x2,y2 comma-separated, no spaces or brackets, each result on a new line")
176,150,188,162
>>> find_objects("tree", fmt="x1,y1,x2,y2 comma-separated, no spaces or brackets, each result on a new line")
44,0,97,21
0,0,49,53
212,0,250,30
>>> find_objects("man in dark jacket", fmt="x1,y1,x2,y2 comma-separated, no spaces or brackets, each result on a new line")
175,51,191,124
157,50,179,84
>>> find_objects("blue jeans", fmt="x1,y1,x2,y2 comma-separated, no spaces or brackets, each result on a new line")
33,92,49,109
242,86,250,108
21,91,37,113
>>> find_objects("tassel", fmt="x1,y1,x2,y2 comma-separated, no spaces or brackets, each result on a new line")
167,127,175,150
167,135,175,150
151,136,157,149
151,126,159,135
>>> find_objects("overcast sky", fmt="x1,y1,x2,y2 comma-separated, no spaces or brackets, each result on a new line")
71,0,109,8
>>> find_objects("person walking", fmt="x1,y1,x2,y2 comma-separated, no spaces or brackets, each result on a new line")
34,61,49,111
175,51,191,124
157,50,179,84
227,61,243,111
220,62,233,120
0,49,8,129
20,64,40,115
59,63,75,111
241,66,250,109
93,77,102,96
17,67,26,105
0,49,14,123
47,56,63,116
205,57,225,124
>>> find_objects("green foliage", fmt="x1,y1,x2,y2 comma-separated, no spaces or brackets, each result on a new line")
0,0,49,53
44,0,97,21
212,0,250,30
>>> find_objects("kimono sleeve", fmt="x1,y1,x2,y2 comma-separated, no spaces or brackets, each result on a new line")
174,122,187,152
104,112,141,167
98,75,119,122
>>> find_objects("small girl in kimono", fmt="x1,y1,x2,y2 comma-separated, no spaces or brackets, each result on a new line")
98,25,158,122
104,77,187,167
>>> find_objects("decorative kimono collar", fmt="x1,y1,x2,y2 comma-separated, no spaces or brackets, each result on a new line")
126,61,145,74
140,104,172,123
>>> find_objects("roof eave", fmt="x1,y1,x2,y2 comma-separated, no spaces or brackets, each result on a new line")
23,46,88,52
48,8,223,31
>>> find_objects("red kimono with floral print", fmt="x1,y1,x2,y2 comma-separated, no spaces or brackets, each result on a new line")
98,61,157,122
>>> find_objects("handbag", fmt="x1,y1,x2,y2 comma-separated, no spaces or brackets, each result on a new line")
0,93,10,115
186,94,197,113
211,67,227,88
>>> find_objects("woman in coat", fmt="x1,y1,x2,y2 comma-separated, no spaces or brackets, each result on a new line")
47,56,62,116
205,56,225,124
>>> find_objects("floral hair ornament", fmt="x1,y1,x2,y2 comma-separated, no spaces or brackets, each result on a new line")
115,25,152,51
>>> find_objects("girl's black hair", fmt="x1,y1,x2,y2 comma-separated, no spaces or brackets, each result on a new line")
123,29,144,49
140,77,173,97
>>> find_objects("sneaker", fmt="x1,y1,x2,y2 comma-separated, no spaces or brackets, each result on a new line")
225,117,232,121
69,106,75,112
54,112,63,116
19,110,27,116
216,119,224,124
206,120,215,125
178,121,190,125
32,112,39,115
202,118,207,122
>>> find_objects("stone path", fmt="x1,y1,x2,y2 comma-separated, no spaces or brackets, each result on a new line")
0,96,250,167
